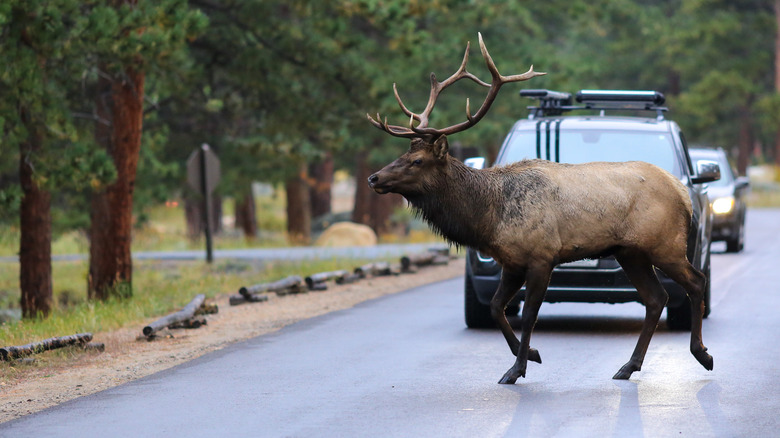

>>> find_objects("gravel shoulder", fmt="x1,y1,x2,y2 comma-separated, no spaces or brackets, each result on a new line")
0,258,465,423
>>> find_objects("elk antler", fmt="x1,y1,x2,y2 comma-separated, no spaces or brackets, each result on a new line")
367,32,546,139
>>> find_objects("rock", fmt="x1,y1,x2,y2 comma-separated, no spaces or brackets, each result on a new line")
314,222,377,247
0,309,21,324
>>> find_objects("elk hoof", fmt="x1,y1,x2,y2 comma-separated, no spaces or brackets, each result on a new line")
529,348,542,364
612,362,640,380
498,365,526,384
693,350,714,371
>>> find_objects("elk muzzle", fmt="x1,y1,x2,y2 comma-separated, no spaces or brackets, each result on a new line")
367,172,389,194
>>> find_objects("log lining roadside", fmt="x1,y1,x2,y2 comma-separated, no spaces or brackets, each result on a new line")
305,270,349,290
239,275,303,297
143,294,206,338
1,333,93,361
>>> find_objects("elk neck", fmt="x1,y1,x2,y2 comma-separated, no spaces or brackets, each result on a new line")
402,158,497,249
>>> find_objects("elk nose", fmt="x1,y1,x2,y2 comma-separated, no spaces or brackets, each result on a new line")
368,174,379,185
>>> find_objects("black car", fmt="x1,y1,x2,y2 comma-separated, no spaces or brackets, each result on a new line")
465,90,720,331
689,147,749,252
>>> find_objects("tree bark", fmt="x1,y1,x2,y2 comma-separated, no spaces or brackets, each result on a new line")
235,185,257,239
352,150,374,227
18,107,52,319
369,190,403,236
309,152,334,219
352,150,404,236
774,0,780,165
285,163,311,245
737,107,753,176
185,193,201,240
88,64,145,300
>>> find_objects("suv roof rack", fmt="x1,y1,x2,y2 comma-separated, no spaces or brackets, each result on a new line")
522,89,668,120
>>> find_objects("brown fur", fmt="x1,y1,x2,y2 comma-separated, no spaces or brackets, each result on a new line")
368,135,713,383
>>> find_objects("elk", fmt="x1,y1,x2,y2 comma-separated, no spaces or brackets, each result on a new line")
366,33,713,384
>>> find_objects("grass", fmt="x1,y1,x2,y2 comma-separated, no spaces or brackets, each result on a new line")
0,188,443,350
0,256,390,348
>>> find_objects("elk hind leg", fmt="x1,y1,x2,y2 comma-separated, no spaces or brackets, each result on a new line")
490,270,541,364
657,260,713,371
613,253,668,380
498,264,551,384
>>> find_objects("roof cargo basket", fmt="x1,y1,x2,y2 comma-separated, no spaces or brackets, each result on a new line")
576,90,665,106
519,89,572,117
522,89,668,120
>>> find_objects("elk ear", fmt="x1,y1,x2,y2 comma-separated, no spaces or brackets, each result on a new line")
432,135,449,160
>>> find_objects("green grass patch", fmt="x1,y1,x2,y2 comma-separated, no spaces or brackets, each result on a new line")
0,256,388,348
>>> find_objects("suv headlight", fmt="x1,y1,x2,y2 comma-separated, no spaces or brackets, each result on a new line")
712,196,735,215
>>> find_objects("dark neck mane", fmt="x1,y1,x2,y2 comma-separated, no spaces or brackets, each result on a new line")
403,160,495,249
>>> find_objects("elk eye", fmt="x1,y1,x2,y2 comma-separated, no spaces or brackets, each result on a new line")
412,159,423,166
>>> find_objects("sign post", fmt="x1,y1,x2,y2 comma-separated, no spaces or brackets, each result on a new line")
186,144,220,263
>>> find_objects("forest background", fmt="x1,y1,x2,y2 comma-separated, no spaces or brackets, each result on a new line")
2,0,780,318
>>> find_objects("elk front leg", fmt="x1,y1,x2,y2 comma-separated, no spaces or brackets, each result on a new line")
498,264,552,384
613,253,668,380
490,270,541,364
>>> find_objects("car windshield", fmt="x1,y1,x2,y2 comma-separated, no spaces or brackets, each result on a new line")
498,129,681,177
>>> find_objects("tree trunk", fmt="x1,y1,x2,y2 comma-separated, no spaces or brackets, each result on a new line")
235,186,257,239
774,0,780,165
19,108,52,319
88,64,145,301
185,190,222,240
737,107,753,176
352,150,373,227
309,152,333,219
369,190,403,236
285,163,311,245
185,193,202,240
211,192,223,235
352,150,404,236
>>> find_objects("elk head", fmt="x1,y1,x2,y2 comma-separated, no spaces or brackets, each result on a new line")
367,32,545,196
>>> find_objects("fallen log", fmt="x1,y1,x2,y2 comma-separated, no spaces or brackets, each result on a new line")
335,272,362,285
168,316,208,330
195,302,219,315
305,270,349,290
275,285,306,296
239,276,303,297
83,342,105,353
400,252,450,271
229,293,269,306
1,333,93,361
143,294,206,338
354,262,393,278
307,282,328,291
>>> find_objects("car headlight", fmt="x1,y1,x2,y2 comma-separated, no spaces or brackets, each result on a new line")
712,196,735,215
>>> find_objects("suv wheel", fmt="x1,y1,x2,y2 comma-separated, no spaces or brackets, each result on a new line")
725,220,744,253
464,274,494,328
666,299,692,331
668,250,711,329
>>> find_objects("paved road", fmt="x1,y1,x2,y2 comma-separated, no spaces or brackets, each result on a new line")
2,210,779,437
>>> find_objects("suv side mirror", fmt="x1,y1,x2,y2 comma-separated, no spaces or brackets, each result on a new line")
691,160,721,184
464,157,486,169
734,176,750,191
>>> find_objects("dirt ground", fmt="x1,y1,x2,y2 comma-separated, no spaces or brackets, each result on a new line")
0,258,465,423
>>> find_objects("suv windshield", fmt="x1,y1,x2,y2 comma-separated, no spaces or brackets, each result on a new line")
498,129,681,177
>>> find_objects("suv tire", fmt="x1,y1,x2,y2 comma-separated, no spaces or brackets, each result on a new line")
464,274,494,328
668,250,711,330
725,219,744,253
